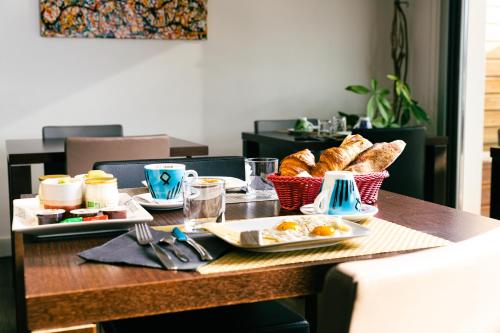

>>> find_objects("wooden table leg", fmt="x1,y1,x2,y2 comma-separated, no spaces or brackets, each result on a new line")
13,232,27,333
8,164,32,220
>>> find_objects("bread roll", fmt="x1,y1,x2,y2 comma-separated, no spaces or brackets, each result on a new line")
344,140,406,173
311,134,373,177
279,149,315,177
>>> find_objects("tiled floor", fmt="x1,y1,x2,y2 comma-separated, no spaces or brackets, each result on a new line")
0,257,16,333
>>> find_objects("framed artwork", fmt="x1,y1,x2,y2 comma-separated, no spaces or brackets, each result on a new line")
40,0,207,40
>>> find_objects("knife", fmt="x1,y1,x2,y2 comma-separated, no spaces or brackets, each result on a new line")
172,227,214,261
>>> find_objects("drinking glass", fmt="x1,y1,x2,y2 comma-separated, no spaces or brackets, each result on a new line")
331,116,347,133
245,158,278,198
317,119,332,137
183,178,225,231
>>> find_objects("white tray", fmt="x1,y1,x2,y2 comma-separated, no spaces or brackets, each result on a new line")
12,193,153,237
203,215,370,252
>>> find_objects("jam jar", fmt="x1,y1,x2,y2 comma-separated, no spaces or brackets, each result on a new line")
84,177,119,209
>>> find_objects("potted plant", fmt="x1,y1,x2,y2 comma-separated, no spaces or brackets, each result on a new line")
341,0,430,199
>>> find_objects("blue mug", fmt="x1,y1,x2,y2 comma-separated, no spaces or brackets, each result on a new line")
313,171,362,215
144,164,198,200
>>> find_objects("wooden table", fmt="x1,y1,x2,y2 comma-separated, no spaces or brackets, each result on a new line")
13,189,499,333
6,137,209,213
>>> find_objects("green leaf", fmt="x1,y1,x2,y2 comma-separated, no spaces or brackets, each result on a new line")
371,79,378,91
372,118,386,128
379,89,390,97
379,96,392,111
346,85,370,94
387,74,398,81
376,98,390,123
400,86,412,103
367,95,377,120
400,108,411,126
411,102,431,124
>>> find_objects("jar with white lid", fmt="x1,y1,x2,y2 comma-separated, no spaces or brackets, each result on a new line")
84,177,119,209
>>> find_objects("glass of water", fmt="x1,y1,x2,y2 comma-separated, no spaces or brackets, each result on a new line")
331,116,347,134
183,177,225,231
245,158,278,198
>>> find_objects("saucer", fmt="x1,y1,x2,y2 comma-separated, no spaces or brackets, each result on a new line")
132,193,183,211
299,203,378,221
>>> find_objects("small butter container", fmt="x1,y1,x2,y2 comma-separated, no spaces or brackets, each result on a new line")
100,206,128,220
70,208,100,218
36,209,65,225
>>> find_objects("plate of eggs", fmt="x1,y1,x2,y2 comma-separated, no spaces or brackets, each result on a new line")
202,215,370,252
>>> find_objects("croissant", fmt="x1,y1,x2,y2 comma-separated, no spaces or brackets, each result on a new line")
345,140,406,173
311,134,372,177
279,149,316,177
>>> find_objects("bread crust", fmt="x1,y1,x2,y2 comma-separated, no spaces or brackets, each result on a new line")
311,134,372,177
345,140,406,173
279,149,315,177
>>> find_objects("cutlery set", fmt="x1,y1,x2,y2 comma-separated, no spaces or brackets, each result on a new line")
134,223,212,270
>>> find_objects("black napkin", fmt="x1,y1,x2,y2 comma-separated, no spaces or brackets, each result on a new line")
78,228,231,270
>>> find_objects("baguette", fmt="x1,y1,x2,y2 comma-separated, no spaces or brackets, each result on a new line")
344,140,406,173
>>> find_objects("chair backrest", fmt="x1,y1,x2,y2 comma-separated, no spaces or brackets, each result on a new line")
65,135,170,176
254,119,318,133
94,156,246,189
318,227,500,333
43,124,123,140
491,147,500,219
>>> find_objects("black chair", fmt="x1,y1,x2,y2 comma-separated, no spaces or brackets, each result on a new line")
94,156,246,188
254,119,318,133
42,124,123,140
102,301,309,333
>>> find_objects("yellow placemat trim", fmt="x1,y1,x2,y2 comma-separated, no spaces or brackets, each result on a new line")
197,217,451,275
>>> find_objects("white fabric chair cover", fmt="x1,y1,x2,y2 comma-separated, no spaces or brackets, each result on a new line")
319,227,500,333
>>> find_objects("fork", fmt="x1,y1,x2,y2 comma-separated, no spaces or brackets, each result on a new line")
135,223,177,270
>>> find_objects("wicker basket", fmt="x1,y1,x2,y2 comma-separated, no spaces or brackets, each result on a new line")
268,171,389,211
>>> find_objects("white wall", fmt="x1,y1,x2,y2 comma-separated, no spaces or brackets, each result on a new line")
0,0,380,255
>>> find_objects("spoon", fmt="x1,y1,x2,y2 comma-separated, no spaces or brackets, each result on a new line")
160,234,190,262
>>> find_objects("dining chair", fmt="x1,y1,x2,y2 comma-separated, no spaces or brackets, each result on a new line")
254,119,319,133
317,227,500,333
94,156,246,188
102,300,309,333
42,124,123,140
65,135,170,176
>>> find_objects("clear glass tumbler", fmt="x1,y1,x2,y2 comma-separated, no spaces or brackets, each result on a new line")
331,116,347,133
183,178,225,231
245,158,278,198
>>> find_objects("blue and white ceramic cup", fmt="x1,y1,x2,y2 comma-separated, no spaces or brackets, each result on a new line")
313,171,362,215
144,164,198,201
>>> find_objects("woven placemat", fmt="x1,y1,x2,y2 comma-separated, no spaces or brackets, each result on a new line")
197,217,451,274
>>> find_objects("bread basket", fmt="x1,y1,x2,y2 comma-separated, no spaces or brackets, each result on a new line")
268,170,389,211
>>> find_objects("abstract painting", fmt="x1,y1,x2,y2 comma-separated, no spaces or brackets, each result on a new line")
40,0,207,40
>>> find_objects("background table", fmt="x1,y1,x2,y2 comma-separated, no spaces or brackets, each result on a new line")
242,132,448,205
13,189,499,333
6,137,209,216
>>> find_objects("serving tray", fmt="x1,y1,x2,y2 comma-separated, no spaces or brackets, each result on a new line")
12,193,153,237
203,215,370,252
